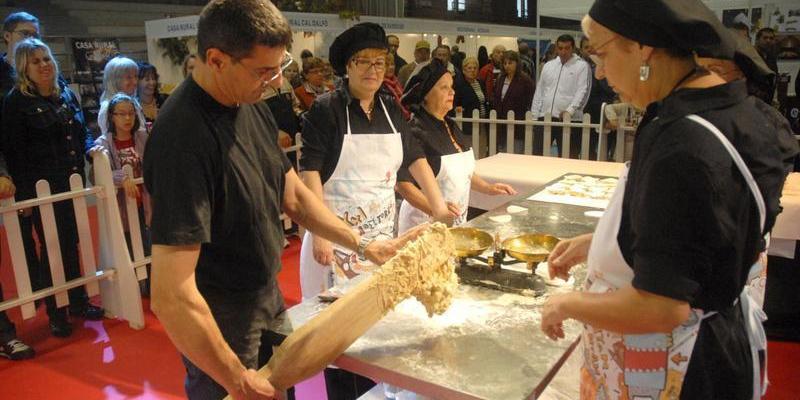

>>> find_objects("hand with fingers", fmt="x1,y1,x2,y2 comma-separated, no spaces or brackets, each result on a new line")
364,223,429,265
487,183,517,196
547,233,592,281
228,368,275,400
432,205,456,227
0,176,15,199
122,177,140,199
445,201,461,218
88,145,107,156
541,294,569,341
312,234,334,266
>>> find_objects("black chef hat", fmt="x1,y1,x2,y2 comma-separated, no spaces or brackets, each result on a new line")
329,22,388,75
730,34,775,87
588,0,735,59
401,59,449,108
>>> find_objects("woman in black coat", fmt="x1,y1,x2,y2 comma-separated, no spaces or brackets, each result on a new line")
454,56,490,155
1,39,104,338
493,50,535,152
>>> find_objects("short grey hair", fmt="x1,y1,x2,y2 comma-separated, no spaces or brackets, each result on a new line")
100,56,139,102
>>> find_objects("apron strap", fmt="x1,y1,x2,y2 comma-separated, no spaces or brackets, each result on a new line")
378,97,399,134
686,114,769,400
345,104,352,135
685,115,766,233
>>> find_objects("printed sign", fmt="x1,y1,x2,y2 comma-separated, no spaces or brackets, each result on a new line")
71,37,120,134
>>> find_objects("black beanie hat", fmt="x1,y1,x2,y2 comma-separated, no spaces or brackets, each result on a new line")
401,59,449,108
329,22,388,75
588,0,735,59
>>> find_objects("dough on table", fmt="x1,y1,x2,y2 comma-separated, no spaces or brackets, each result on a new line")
489,214,512,223
507,205,528,214
601,177,618,185
567,185,588,197
547,184,567,195
588,189,606,199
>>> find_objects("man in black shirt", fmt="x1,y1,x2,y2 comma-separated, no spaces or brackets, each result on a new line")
386,34,406,71
145,2,415,399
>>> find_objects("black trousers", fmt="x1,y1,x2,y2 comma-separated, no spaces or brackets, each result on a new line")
548,117,582,159
29,198,90,318
0,282,16,343
0,213,45,341
589,131,617,160
181,284,291,400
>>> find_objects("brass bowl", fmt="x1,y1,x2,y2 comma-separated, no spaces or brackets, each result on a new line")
502,234,560,263
449,227,493,258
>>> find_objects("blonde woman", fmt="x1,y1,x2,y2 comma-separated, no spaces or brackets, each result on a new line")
1,38,104,338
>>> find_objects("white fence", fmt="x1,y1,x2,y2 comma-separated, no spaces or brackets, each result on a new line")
286,105,637,163
0,153,144,329
452,105,635,162
121,165,150,285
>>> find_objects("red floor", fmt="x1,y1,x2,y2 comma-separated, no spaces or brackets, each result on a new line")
0,234,798,399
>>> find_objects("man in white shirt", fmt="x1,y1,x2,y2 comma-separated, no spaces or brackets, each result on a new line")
531,34,591,158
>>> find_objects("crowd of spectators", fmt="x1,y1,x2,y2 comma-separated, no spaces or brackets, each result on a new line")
0,6,792,362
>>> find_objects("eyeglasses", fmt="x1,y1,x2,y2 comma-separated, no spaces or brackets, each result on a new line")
587,35,619,56
241,51,294,84
112,112,136,119
351,57,386,72
13,30,39,39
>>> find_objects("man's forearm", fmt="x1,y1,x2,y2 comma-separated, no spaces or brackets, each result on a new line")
150,245,246,394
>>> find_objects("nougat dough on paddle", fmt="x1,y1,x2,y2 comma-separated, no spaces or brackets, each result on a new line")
373,223,458,317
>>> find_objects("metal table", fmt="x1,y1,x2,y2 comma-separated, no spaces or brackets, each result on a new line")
277,177,611,399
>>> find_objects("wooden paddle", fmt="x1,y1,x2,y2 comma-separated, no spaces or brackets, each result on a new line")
223,223,454,399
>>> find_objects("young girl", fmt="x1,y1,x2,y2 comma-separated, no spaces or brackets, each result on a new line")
92,93,151,272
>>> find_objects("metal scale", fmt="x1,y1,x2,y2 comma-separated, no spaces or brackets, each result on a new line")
450,227,558,296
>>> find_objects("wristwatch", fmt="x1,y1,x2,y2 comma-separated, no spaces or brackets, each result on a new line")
357,235,375,261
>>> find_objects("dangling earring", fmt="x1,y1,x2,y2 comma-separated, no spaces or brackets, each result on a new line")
639,62,650,81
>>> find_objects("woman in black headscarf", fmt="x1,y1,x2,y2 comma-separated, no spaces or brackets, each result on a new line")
540,1,798,399
396,60,516,234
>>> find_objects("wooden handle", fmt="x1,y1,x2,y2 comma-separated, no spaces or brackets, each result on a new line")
223,224,453,399
268,275,386,390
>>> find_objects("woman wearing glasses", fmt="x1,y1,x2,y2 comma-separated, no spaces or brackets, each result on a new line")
298,22,451,399
299,22,450,299
540,1,798,399
294,56,334,111
1,38,104,338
